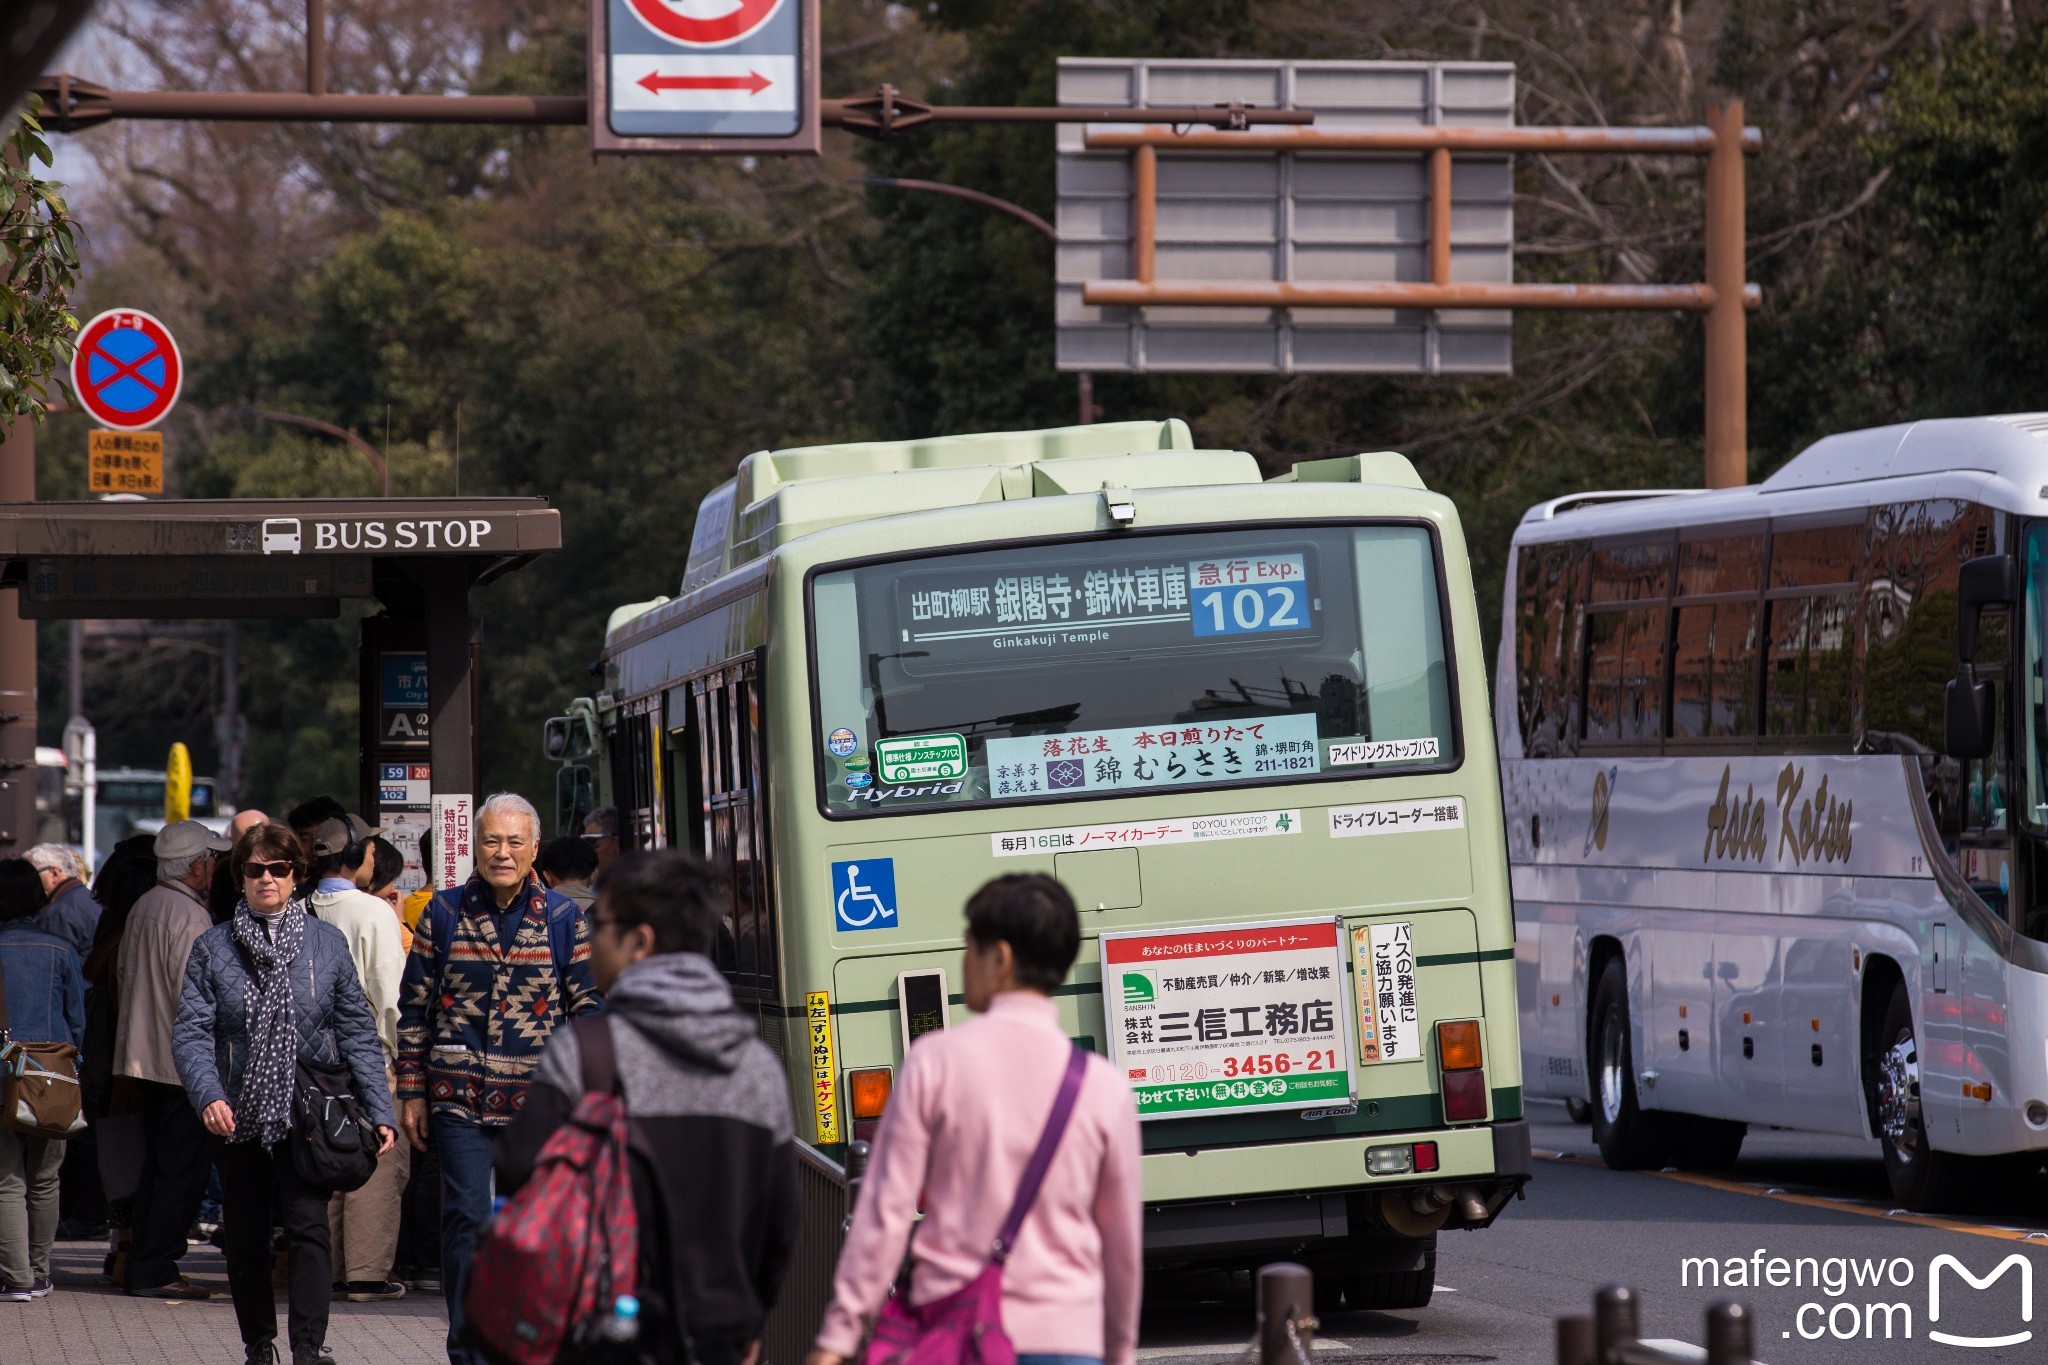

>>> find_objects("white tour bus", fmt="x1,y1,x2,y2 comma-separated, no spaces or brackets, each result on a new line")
1500,414,2048,1210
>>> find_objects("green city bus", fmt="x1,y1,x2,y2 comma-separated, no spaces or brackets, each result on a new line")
543,419,1526,1346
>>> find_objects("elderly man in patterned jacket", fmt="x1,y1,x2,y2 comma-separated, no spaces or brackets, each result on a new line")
395,792,601,1364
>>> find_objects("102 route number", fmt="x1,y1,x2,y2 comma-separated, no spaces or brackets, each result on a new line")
1192,582,1309,638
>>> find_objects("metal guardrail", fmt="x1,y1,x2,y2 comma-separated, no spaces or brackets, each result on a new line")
760,1140,857,1365
1557,1285,1755,1365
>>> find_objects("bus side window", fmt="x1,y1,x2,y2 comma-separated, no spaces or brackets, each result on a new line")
1517,541,1584,756
1671,533,1764,743
691,658,779,1002
1763,520,1861,742
1582,538,1671,748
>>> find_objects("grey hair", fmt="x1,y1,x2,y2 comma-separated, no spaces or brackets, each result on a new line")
158,851,201,882
478,792,542,843
24,844,71,875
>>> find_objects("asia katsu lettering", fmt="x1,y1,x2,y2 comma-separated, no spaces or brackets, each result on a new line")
1700,762,1852,866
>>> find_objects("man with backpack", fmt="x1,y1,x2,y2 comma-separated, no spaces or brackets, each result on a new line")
396,793,603,1363
489,849,800,1365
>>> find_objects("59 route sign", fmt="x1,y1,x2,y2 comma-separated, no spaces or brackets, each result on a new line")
589,0,819,156
71,309,183,431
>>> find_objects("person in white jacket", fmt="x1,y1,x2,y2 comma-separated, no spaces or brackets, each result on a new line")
306,814,411,1302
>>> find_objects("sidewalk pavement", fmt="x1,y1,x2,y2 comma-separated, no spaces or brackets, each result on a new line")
14,1234,448,1365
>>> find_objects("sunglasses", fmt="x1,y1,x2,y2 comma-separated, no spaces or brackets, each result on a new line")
242,862,295,882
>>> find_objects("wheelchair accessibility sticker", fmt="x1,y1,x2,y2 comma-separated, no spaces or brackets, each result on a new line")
832,859,898,932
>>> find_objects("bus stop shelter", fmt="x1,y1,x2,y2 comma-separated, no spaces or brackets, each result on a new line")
0,497,561,885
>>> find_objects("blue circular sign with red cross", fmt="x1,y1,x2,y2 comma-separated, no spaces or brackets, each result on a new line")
70,308,183,431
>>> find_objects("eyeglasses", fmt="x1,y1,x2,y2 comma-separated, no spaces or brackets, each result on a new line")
242,862,294,882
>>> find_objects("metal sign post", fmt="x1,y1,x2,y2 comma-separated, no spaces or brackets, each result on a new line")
589,0,820,155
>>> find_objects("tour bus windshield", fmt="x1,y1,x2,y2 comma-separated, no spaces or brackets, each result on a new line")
808,524,1456,816
2027,523,2048,828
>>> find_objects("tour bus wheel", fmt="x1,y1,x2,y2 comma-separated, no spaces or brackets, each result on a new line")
1589,957,1672,1170
1667,1117,1746,1171
1313,1239,1437,1314
1873,980,1973,1212
1564,1097,1592,1125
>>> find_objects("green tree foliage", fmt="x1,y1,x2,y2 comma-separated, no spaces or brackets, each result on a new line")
1,97,79,421
37,0,2048,816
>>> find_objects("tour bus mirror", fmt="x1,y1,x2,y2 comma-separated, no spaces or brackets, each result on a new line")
1945,675,1997,760
554,764,595,837
1956,553,2018,662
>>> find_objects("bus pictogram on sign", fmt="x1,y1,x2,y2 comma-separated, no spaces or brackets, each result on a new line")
70,309,184,431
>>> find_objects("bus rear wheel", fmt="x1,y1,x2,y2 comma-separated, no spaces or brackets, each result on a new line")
1590,957,1670,1169
1314,1239,1436,1313
1873,980,1972,1212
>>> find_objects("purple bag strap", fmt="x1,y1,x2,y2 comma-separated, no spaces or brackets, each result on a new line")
991,1043,1088,1262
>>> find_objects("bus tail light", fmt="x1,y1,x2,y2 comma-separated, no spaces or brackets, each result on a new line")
1437,1019,1487,1123
848,1066,893,1142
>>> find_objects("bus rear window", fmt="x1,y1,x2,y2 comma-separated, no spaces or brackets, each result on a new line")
808,525,1456,816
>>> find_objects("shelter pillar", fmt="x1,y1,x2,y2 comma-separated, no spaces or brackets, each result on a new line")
0,417,35,851
422,561,478,888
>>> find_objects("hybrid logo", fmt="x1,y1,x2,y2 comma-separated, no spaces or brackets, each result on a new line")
848,781,964,804
1928,1254,2032,1348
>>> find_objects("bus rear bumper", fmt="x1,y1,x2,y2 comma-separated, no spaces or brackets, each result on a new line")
1140,1119,1530,1263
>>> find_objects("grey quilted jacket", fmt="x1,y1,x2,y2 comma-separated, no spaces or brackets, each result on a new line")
172,908,397,1130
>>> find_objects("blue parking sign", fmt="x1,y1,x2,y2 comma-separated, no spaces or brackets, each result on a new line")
832,859,897,932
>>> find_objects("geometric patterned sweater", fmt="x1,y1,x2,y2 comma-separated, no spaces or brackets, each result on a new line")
394,872,603,1126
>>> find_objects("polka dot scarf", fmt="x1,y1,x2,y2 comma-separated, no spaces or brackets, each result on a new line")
231,897,306,1147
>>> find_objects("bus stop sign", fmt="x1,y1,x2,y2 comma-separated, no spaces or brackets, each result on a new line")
71,308,183,430
589,0,819,156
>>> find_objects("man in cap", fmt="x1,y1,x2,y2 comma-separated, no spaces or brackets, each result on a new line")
308,814,411,1301
114,818,231,1300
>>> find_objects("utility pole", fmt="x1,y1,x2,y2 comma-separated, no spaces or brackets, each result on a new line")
0,414,35,854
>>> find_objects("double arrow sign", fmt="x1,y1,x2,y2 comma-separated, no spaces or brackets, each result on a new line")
636,69,772,96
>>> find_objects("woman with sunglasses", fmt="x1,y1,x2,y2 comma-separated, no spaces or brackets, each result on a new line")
172,822,397,1365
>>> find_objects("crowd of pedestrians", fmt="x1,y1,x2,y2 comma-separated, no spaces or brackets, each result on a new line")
0,791,1143,1365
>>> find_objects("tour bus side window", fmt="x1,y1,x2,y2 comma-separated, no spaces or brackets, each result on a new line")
1863,500,1997,852
1516,540,1585,757
691,657,778,1002
1762,521,1861,743
1669,532,1763,744
1581,537,1671,749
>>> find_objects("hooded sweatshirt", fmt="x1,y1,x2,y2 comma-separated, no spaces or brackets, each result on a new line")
494,953,800,1359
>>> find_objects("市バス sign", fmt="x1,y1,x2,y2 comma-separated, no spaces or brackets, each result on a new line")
71,309,182,431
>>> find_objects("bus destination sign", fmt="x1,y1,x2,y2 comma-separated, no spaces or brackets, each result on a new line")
893,548,1316,671
1101,918,1354,1121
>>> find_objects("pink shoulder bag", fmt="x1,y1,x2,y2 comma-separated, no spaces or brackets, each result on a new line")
862,1044,1090,1365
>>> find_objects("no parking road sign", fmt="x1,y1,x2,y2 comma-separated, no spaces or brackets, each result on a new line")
70,309,183,431
589,0,818,155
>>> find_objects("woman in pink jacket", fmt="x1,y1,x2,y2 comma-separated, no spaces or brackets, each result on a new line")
809,875,1144,1365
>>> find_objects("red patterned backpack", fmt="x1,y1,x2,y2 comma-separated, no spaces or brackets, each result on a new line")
466,1015,639,1365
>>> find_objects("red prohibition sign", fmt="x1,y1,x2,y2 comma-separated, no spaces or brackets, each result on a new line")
71,308,184,431
624,0,784,47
